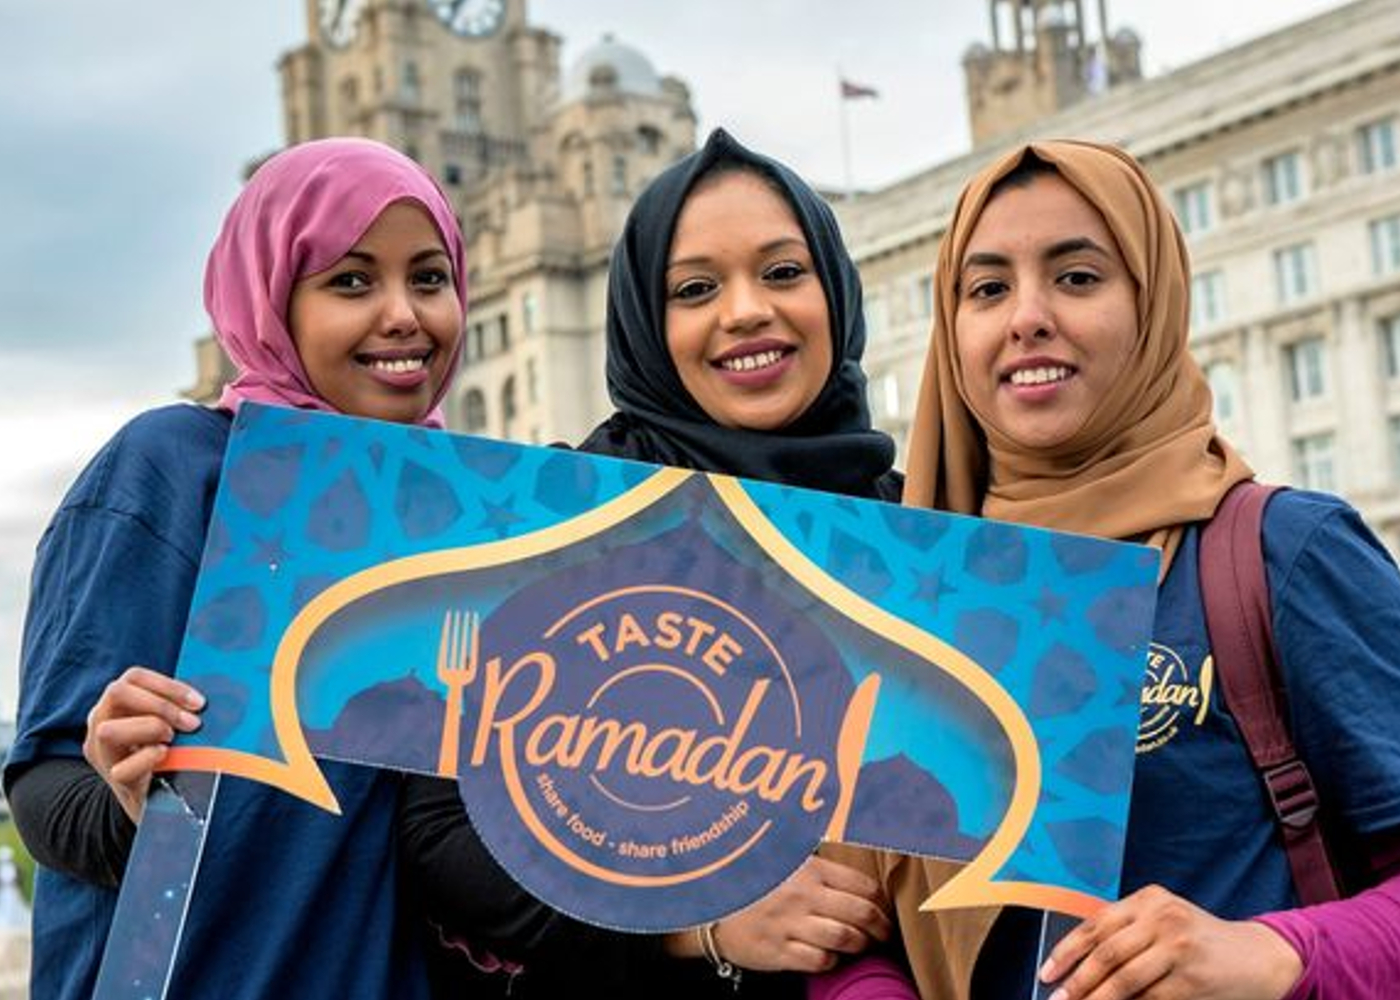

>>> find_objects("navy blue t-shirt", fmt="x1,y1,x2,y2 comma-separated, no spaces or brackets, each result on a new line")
6,404,429,1000
1124,489,1400,914
973,490,1400,998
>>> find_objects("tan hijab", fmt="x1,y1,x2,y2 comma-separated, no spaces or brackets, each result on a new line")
905,139,1251,569
822,142,1253,1000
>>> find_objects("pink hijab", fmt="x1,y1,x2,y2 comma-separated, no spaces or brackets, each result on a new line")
205,137,467,426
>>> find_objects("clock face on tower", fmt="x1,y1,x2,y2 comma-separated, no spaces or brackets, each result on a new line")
318,0,369,48
431,0,506,38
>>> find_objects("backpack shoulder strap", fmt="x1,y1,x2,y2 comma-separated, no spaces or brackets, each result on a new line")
1198,480,1342,905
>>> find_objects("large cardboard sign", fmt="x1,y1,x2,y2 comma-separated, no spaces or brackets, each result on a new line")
96,404,1157,992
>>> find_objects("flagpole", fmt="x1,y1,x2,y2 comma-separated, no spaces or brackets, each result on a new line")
837,69,854,199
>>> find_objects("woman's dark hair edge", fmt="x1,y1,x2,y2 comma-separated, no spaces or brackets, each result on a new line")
986,148,1060,199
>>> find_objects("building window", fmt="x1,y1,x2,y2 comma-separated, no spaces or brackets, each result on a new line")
638,126,662,156
1390,418,1400,483
1285,336,1328,403
1292,432,1336,492
454,68,482,132
501,376,518,439
496,315,510,353
526,357,539,404
1370,215,1400,277
339,76,359,109
1380,315,1400,381
588,63,620,91
522,292,537,335
1261,151,1304,206
582,159,594,197
1190,270,1227,331
1358,118,1398,175
912,275,934,319
402,60,422,103
1205,360,1238,424
880,373,901,420
470,322,485,362
444,163,463,186
1273,242,1318,306
463,388,487,433
1171,182,1213,236
611,156,628,196
864,294,887,338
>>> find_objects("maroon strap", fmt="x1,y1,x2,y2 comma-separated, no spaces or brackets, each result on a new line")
1198,481,1342,905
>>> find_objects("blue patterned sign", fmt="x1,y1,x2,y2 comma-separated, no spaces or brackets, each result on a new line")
97,403,1158,993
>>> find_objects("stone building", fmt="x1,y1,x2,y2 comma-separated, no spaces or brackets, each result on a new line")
963,0,1142,147
841,0,1400,547
188,0,1400,546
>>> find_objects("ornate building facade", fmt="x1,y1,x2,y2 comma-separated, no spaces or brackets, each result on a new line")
190,0,1400,545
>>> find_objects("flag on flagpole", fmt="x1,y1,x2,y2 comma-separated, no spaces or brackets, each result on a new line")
836,72,877,196
840,78,879,100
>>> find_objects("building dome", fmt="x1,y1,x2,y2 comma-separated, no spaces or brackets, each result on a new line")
564,34,664,101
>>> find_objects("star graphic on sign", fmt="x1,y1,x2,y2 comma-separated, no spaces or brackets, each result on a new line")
249,533,291,572
1033,586,1069,624
913,568,956,612
478,496,526,538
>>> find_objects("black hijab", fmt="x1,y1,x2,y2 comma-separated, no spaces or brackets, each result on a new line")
578,129,900,500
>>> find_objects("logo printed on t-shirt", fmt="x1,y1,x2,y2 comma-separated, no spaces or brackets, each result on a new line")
1136,642,1213,753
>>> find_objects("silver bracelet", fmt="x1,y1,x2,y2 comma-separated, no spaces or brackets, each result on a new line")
697,920,743,989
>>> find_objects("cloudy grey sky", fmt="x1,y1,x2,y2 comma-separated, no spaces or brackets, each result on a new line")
0,0,1347,713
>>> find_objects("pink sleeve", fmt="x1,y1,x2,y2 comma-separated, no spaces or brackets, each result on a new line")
1254,872,1400,1000
807,953,920,1000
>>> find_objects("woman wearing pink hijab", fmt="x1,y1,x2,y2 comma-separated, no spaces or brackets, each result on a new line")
6,137,465,1000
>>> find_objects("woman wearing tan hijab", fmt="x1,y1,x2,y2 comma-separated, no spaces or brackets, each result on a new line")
814,141,1400,999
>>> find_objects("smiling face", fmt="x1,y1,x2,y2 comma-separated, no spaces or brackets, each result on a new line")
664,170,833,431
288,200,462,425
954,171,1139,452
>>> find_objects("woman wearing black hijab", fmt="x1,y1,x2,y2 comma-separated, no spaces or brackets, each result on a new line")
401,129,899,999
582,128,900,501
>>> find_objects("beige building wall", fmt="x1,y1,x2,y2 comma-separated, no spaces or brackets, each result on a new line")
452,53,696,443
189,0,1400,552
280,0,548,177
